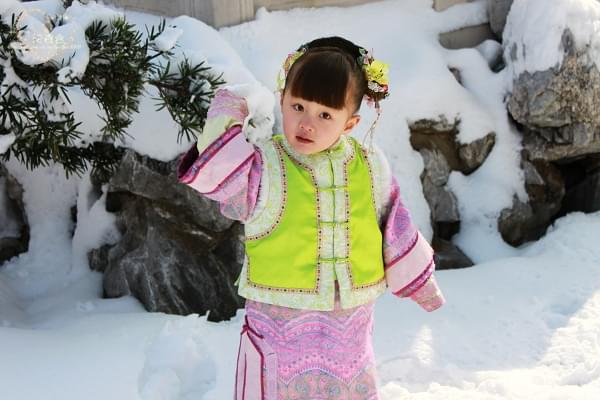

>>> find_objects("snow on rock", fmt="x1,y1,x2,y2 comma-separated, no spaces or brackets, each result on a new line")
503,0,600,80
70,173,120,276
0,160,78,300
475,39,503,68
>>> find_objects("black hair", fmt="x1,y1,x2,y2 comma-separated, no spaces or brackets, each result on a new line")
283,36,368,113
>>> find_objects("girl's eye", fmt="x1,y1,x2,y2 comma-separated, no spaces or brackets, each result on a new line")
320,112,332,120
292,104,303,112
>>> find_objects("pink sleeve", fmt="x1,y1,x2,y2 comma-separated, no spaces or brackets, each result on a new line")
383,176,445,312
177,126,263,222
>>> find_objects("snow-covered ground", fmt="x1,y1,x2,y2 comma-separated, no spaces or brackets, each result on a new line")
1,0,599,399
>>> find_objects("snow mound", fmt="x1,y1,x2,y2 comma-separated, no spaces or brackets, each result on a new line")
138,315,216,400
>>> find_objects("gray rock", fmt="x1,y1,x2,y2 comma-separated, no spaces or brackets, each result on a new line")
522,125,600,162
0,164,29,265
432,238,474,269
502,19,600,245
420,148,460,224
488,0,514,38
498,160,564,245
420,148,451,187
409,117,496,267
89,149,244,321
410,116,496,175
108,150,233,232
458,132,496,175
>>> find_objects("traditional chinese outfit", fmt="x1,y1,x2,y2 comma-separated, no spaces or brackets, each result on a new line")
177,90,445,399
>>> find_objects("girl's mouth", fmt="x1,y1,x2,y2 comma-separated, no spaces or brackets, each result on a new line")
296,136,313,143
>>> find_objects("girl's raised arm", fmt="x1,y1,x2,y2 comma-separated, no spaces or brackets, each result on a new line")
177,89,263,222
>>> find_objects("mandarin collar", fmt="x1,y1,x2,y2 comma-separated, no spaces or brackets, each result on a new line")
279,134,354,165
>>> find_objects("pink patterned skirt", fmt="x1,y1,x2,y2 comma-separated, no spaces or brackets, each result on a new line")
235,286,379,400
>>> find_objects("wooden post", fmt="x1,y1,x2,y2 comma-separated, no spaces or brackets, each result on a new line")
105,0,255,27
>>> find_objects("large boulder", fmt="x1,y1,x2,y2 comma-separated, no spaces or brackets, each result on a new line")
509,31,600,162
89,149,245,321
0,164,29,265
500,3,600,244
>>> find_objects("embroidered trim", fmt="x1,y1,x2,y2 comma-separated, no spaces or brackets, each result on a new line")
245,141,287,241
360,146,379,212
343,139,385,290
342,143,356,287
245,254,320,294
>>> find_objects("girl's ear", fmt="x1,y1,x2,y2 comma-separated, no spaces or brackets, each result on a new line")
343,114,361,134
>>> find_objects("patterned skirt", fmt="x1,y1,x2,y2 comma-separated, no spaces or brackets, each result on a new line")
235,284,379,400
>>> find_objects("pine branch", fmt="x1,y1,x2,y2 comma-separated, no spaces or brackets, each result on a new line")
0,6,226,178
148,58,225,142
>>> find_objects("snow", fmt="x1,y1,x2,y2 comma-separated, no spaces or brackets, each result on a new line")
0,133,16,153
1,0,599,399
503,0,600,83
153,26,183,53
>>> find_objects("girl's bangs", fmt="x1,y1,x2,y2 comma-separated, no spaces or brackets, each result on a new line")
287,54,351,110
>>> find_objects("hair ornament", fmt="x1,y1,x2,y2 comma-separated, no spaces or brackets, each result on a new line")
358,47,389,103
276,45,307,94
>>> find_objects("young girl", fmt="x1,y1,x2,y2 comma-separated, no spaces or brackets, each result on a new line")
178,36,445,400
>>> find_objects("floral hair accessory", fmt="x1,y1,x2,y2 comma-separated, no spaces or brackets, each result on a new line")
276,46,307,93
358,47,389,104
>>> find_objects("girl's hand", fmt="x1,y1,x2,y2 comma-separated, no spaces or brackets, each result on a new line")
227,83,275,144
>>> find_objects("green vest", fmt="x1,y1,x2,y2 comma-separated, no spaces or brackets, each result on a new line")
245,135,384,291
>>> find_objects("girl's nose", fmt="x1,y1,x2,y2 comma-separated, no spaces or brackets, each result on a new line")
299,116,315,133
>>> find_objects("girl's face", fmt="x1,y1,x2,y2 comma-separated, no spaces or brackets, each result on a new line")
281,91,361,155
